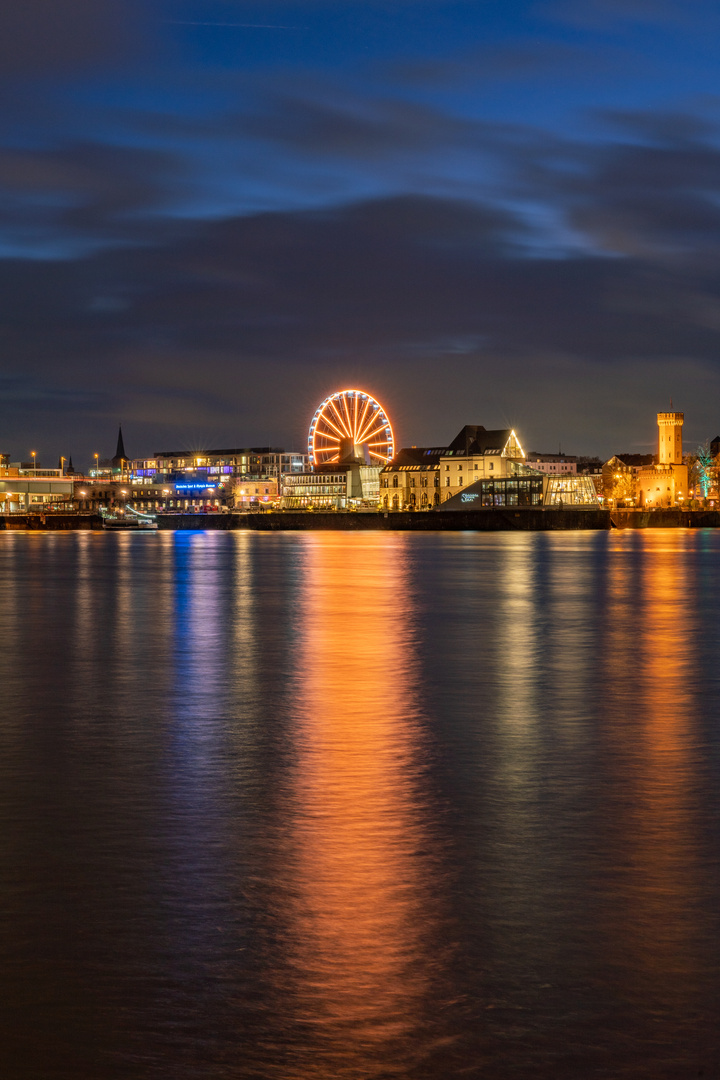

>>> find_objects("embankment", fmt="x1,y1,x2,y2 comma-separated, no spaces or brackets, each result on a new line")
611,509,720,528
6,507,720,531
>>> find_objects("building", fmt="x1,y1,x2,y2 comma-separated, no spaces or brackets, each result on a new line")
282,448,381,509
0,460,74,512
73,477,231,513
130,446,306,481
525,452,578,474
379,425,526,509
439,471,598,510
68,439,306,513
378,446,445,510
121,445,308,510
637,412,689,508
233,477,278,507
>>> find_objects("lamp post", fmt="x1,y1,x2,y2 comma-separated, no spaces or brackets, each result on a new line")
31,450,36,475
94,453,99,477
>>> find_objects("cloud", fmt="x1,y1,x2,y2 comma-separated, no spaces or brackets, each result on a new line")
392,39,616,89
0,0,143,77
551,127,720,259
2,169,720,460
3,51,720,461
535,0,688,30
0,142,188,253
242,94,474,161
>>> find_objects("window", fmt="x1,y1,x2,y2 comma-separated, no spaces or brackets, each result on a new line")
459,477,463,486
445,477,450,486
489,462,494,471
392,475,398,488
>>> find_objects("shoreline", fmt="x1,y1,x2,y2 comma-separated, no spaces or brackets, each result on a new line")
2,507,720,531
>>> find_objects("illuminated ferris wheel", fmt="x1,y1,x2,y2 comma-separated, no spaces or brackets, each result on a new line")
308,389,395,467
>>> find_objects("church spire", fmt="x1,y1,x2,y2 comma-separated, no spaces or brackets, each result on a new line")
115,425,126,461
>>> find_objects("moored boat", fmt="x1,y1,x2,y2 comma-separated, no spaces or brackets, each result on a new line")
101,507,158,530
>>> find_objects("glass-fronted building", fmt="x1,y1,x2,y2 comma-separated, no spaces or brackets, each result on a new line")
282,464,380,509
442,471,600,510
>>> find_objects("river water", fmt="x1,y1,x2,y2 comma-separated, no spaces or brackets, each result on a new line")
1,529,719,1079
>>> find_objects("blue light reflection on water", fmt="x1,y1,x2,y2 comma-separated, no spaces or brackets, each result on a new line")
0,529,719,1079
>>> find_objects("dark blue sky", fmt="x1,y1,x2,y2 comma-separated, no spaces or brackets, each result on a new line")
3,0,720,464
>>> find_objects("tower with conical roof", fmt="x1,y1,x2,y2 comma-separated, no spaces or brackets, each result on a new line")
111,426,128,477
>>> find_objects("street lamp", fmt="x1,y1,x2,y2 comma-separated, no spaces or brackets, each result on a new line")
31,450,36,474
94,453,99,477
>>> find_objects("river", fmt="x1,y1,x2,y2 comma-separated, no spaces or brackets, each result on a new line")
1,530,719,1079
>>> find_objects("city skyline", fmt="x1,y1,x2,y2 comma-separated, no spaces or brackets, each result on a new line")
3,2,720,460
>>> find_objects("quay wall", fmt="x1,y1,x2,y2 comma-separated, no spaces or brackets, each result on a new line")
0,513,102,530
1,509,609,531
611,509,720,529
4,508,719,531
228,509,612,531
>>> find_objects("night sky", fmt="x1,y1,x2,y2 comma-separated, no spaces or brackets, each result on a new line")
3,0,720,466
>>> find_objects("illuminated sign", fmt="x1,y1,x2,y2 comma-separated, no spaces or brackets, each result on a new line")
461,493,479,502
175,482,217,491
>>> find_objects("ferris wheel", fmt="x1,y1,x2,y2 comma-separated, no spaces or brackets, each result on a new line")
308,389,395,467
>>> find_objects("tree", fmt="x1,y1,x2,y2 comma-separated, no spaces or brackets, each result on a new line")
690,441,718,499
607,468,637,506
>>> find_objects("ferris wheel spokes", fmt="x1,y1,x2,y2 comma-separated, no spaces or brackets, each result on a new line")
308,389,394,467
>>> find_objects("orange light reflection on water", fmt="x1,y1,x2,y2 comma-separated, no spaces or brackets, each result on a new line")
279,534,442,1079
603,532,705,994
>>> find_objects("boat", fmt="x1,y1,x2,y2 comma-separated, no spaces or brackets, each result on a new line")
101,507,158,530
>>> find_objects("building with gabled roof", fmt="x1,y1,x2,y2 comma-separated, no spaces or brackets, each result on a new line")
438,426,525,506
379,426,526,509
379,445,446,509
